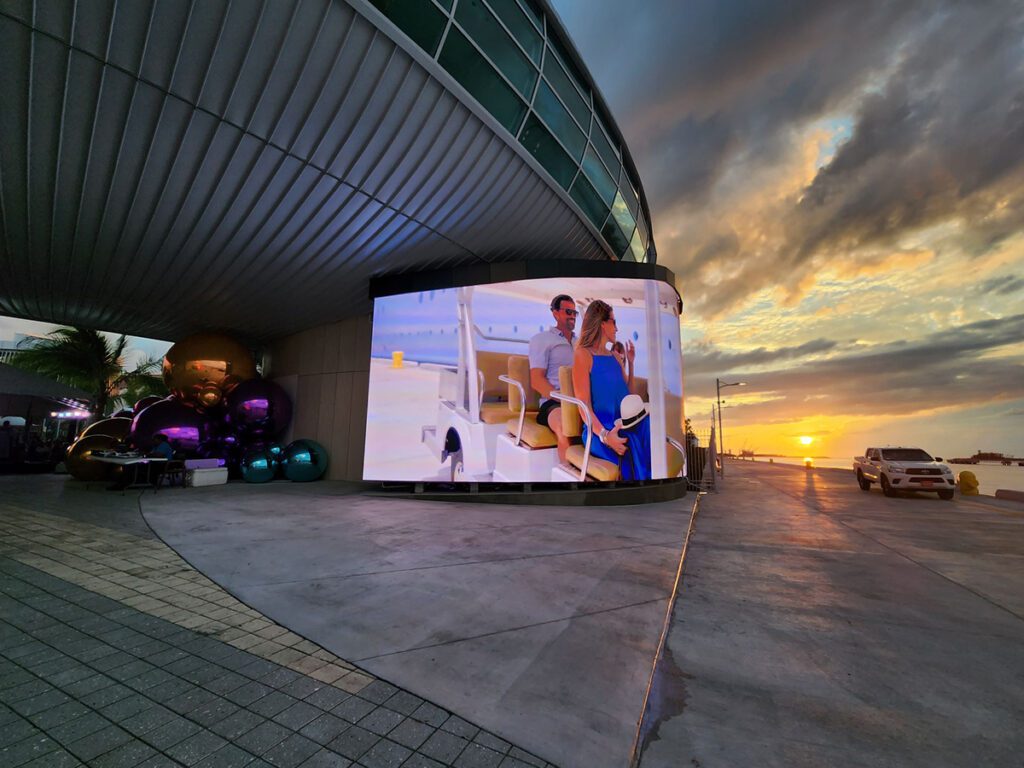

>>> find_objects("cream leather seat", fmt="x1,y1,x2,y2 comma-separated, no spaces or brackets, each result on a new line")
500,356,556,448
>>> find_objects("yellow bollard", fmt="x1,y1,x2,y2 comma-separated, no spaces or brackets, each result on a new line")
958,470,979,495
391,351,404,369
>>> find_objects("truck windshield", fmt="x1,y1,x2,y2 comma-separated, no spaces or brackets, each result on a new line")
881,449,933,461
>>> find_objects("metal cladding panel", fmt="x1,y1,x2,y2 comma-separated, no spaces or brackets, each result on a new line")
0,0,609,342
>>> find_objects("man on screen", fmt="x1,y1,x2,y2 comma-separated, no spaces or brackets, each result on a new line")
529,294,576,464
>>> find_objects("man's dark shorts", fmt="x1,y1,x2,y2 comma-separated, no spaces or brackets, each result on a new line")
537,399,559,429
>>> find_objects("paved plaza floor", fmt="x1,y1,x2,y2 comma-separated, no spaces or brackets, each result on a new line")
0,476,553,768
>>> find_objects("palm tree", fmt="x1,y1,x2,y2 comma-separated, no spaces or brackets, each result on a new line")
9,327,166,420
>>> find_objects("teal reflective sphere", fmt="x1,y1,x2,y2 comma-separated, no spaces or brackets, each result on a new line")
240,449,279,483
282,439,328,482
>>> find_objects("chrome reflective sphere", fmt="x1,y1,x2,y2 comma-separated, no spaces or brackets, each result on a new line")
66,434,119,481
240,449,279,483
281,439,328,482
224,379,292,439
80,417,132,441
162,332,257,409
130,398,211,455
133,395,163,414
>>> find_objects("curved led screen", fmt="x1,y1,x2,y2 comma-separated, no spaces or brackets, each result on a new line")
363,276,685,483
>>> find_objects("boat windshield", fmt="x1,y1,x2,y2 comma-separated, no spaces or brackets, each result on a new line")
881,448,933,461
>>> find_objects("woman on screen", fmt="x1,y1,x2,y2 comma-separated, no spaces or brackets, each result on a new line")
572,300,651,480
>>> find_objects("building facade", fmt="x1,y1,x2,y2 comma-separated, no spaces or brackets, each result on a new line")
0,0,659,480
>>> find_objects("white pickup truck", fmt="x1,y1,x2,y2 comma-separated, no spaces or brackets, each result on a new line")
854,447,956,500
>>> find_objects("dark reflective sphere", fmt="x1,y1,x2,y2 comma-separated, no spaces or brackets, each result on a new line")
80,417,132,441
282,439,328,482
111,409,134,419
66,434,119,481
134,395,163,414
162,332,257,410
130,398,211,455
224,379,292,439
240,449,279,483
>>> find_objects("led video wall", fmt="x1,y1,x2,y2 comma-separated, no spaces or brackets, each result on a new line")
363,276,684,483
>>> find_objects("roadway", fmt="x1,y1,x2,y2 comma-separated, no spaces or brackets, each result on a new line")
639,461,1024,767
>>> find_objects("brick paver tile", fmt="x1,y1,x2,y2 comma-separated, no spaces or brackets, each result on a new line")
90,738,159,768
360,738,413,768
388,718,434,750
299,712,350,745
455,742,505,768
262,732,321,767
358,706,404,737
420,730,471,764
328,724,380,760
165,730,229,766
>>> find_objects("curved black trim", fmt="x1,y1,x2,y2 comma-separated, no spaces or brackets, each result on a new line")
369,260,682,312
366,478,688,506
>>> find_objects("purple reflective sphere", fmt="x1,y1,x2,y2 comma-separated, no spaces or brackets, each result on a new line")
130,397,212,455
223,379,292,439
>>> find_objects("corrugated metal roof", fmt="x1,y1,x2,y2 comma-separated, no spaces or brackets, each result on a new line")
0,0,616,343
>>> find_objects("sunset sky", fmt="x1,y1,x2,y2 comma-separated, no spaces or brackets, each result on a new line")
555,0,1024,458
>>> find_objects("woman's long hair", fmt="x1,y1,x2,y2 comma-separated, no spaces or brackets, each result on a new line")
578,300,612,351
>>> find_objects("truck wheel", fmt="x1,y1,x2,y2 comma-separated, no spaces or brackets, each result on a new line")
938,489,954,500
857,471,871,491
881,475,896,497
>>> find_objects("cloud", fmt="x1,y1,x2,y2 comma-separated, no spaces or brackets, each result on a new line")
555,0,1024,318
685,314,1024,419
684,337,837,375
975,275,1024,297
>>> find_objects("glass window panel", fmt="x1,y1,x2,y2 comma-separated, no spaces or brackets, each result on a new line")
455,0,536,99
518,113,576,189
519,0,544,30
619,171,641,219
439,28,527,133
369,0,447,56
602,218,631,258
619,248,635,263
435,0,453,10
546,34,591,106
594,109,620,159
590,122,619,178
636,210,649,248
609,191,635,237
543,54,590,130
534,80,585,160
570,175,608,230
582,146,616,205
629,226,646,262
486,0,542,64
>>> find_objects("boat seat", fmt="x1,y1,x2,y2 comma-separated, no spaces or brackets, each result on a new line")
480,403,522,424
506,418,557,449
565,445,619,481
502,355,557,448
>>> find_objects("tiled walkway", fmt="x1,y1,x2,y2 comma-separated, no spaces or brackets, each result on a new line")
0,501,550,768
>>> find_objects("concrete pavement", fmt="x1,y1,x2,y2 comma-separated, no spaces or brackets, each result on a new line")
638,462,1024,767
139,484,691,768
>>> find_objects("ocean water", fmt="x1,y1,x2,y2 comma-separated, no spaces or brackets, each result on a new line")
760,456,1024,492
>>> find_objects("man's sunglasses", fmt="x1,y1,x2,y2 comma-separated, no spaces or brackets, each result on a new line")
559,308,578,316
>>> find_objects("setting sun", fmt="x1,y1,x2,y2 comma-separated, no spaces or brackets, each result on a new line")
799,436,814,445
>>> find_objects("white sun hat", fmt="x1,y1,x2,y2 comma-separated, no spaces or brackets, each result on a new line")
616,394,648,429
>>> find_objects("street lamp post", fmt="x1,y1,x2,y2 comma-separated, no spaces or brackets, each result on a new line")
716,378,746,476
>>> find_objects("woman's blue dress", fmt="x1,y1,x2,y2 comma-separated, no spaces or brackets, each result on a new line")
582,355,652,480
